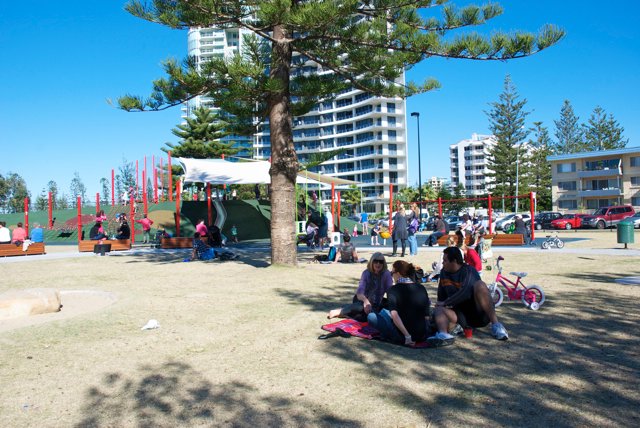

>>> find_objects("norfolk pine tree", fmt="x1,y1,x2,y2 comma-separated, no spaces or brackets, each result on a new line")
118,0,564,265
527,122,553,211
553,100,584,154
582,106,628,151
485,75,530,211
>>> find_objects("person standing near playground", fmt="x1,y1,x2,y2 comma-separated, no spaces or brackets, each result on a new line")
406,203,420,256
391,205,408,257
513,214,530,245
230,224,239,243
0,221,12,244
427,246,509,347
135,214,154,244
370,221,381,246
360,211,369,235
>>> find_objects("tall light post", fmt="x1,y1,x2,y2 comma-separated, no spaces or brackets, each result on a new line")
515,142,520,213
410,112,422,218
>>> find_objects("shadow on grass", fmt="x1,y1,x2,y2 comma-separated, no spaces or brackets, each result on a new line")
75,361,361,428
115,247,273,268
278,286,640,426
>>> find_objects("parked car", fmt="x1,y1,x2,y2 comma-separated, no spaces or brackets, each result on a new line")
444,215,463,230
530,211,564,230
581,205,635,229
550,213,590,230
621,211,640,228
496,213,531,231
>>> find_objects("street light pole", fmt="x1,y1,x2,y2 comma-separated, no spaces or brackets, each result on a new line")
410,112,422,218
515,143,520,213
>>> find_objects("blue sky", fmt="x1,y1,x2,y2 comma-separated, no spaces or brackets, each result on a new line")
2,1,639,200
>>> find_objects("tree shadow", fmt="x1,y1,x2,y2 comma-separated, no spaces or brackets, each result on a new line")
278,286,640,426
75,361,361,427
112,247,273,268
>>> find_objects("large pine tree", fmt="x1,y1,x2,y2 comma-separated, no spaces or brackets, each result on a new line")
527,122,553,211
118,1,564,265
553,100,584,154
485,75,530,211
582,106,628,151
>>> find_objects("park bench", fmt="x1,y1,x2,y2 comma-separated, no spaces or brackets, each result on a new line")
436,233,524,246
0,242,46,257
78,239,132,252
160,237,208,249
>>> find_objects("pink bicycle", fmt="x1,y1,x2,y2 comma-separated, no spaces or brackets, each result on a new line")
487,256,545,310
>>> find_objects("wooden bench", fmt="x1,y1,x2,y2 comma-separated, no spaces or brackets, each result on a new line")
160,237,208,249
0,242,46,257
78,239,132,252
436,233,524,246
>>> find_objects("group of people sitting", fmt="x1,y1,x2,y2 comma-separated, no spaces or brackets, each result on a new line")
0,221,44,245
327,248,508,347
89,211,131,241
188,219,238,262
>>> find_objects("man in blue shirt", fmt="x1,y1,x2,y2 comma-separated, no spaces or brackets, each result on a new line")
30,223,44,243
360,212,369,235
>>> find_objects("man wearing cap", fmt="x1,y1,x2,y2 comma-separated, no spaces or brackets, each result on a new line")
427,246,509,347
513,214,529,245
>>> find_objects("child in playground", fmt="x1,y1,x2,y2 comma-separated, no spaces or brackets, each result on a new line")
230,224,239,243
370,222,380,246
352,223,358,238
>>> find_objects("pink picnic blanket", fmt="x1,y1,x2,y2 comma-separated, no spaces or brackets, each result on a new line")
321,319,432,348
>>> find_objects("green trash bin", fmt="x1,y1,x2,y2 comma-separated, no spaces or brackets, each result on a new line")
617,221,635,248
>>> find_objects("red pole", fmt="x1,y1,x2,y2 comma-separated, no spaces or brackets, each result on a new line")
96,192,100,214
142,170,148,215
207,183,212,225
111,169,115,206
130,195,135,244
77,197,82,244
175,181,181,237
389,184,394,233
168,152,173,202
153,155,158,203
331,182,335,232
530,192,535,242
135,159,139,201
48,191,53,229
160,158,164,201
488,195,493,234
337,191,341,231
437,197,443,218
24,197,29,237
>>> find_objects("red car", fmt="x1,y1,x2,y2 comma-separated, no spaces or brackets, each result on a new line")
551,214,589,230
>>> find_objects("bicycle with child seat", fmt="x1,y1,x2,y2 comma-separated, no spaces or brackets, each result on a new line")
487,256,546,310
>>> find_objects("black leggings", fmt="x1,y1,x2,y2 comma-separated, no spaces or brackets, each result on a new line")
392,239,406,255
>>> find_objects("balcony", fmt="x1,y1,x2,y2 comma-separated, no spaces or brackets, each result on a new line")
577,167,622,178
577,188,623,198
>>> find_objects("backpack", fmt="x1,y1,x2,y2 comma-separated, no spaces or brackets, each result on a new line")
328,245,337,261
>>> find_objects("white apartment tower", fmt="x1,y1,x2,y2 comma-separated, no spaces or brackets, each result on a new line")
450,134,496,197
185,26,408,212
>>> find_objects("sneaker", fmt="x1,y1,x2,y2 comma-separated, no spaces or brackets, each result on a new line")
432,243,439,247
426,332,455,347
449,324,464,336
491,322,509,340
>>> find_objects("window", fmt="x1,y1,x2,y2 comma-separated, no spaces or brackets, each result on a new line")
388,130,397,140
387,103,396,113
388,117,396,126
632,196,640,206
630,156,640,167
557,162,576,173
585,158,620,171
558,181,577,191
631,177,640,186
558,200,577,209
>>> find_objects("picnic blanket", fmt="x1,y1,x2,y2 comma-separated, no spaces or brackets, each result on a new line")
321,319,432,348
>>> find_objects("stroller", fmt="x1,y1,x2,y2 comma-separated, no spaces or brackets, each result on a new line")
297,227,318,249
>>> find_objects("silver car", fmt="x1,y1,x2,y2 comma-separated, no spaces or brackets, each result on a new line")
624,211,640,228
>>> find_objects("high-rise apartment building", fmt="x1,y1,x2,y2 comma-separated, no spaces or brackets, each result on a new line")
449,134,496,196
185,26,408,213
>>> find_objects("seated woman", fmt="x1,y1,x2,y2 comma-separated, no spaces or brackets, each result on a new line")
327,252,393,322
191,232,216,261
89,222,108,240
367,260,431,346
456,230,482,273
333,234,358,263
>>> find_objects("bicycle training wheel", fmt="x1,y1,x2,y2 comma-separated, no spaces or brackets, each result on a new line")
522,285,545,309
488,283,504,307
556,239,565,249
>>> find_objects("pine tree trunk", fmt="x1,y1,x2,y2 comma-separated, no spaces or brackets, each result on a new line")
268,25,298,266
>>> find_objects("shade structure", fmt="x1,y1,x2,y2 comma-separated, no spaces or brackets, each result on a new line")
177,158,359,186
